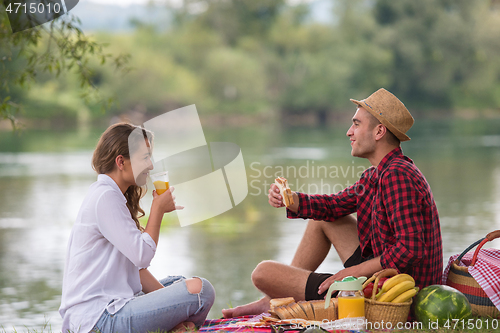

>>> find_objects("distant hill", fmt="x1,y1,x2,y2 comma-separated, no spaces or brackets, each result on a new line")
71,0,333,33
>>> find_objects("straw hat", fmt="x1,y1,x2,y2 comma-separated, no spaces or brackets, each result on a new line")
350,88,414,141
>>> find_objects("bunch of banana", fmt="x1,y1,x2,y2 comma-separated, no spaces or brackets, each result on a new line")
375,273,419,303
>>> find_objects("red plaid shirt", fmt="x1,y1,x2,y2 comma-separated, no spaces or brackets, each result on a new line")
287,147,443,290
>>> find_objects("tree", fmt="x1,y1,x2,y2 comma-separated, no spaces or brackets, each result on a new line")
0,4,129,129
171,0,286,46
373,0,500,109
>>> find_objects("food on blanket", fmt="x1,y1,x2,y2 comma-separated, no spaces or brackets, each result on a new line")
289,302,307,318
270,318,323,327
302,327,328,333
269,297,295,318
274,177,294,207
309,299,337,321
261,316,281,323
274,305,295,319
236,315,324,329
414,285,472,328
273,299,337,321
376,273,414,298
391,287,419,303
270,297,295,308
297,301,314,319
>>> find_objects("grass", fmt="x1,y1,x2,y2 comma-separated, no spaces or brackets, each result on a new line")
1,321,53,333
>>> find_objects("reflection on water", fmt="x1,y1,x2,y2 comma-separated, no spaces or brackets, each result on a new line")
1,119,500,331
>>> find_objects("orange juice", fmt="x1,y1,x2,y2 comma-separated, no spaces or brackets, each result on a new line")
338,296,365,319
153,180,169,195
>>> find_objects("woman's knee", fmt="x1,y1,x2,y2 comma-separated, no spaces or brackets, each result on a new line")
186,277,202,294
186,278,215,300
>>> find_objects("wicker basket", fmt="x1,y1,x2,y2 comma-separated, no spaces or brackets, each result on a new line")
445,230,500,319
363,268,412,326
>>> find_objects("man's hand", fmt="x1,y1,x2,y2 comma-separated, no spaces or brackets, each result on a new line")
317,266,361,295
317,257,383,295
268,183,285,208
268,183,299,213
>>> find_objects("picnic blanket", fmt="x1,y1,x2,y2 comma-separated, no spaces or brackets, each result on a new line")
199,314,274,333
199,313,363,333
443,248,500,311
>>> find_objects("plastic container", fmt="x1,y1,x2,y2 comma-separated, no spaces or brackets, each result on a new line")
324,276,367,319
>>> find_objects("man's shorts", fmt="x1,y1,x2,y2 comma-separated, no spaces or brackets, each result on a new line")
305,246,371,301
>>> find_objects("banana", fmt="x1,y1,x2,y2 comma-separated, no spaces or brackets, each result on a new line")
376,273,415,298
391,287,419,303
377,280,415,302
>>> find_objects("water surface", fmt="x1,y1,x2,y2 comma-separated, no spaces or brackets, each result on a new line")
1,118,500,331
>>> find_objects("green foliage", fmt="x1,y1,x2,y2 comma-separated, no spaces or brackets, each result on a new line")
373,0,500,109
201,47,267,113
4,0,500,129
173,0,286,45
0,5,129,129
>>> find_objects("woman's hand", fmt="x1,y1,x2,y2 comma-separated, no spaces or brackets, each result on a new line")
268,183,285,208
147,187,184,245
152,186,184,213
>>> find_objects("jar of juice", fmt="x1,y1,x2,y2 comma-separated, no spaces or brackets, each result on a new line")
338,290,365,319
324,276,367,319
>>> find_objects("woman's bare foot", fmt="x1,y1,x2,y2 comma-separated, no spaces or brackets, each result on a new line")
171,321,195,332
222,297,270,318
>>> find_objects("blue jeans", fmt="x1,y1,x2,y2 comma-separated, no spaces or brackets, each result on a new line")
91,276,215,333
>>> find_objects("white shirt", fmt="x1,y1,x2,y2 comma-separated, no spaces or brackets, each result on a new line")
59,174,157,333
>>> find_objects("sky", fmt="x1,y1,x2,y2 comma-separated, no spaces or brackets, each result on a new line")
86,0,317,8
88,0,165,6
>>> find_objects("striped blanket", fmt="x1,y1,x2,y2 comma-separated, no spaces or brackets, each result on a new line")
199,313,361,333
200,314,275,333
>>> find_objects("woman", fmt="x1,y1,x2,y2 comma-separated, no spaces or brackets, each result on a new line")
59,123,215,333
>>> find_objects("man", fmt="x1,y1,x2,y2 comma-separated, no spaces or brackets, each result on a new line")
222,88,443,318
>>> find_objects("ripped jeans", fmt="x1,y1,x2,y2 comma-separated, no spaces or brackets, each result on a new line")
91,276,215,333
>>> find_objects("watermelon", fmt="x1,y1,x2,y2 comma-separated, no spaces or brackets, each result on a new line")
414,284,472,329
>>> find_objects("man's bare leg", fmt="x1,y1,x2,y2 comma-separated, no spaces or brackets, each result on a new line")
222,215,359,318
292,215,359,270
222,262,312,318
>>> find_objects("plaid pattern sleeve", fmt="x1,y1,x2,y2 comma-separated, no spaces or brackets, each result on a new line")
286,184,358,222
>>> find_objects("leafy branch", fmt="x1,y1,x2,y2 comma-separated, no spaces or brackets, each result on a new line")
0,6,130,129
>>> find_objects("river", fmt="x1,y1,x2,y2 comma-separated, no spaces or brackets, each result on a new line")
1,117,500,331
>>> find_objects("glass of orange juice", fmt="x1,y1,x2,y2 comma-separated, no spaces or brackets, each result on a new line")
150,171,169,195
